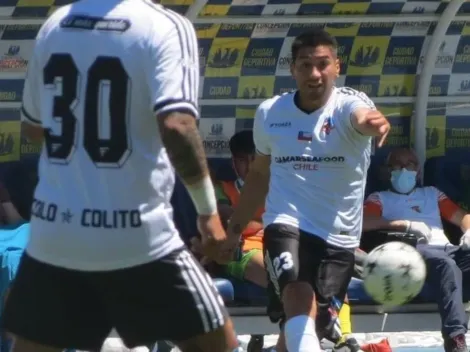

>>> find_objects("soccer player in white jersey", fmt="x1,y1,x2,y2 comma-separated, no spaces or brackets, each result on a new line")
2,1,238,351
226,29,391,352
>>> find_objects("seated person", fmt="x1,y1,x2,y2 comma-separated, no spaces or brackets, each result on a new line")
194,130,362,352
363,147,470,352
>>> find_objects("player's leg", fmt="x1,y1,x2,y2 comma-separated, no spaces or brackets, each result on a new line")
333,294,364,352
338,295,352,337
264,223,321,352
311,239,355,342
101,247,238,352
2,254,111,352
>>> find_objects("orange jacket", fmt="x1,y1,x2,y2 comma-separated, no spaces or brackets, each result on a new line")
220,180,264,252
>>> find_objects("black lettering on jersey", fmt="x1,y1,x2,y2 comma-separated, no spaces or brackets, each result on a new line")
60,15,130,33
274,156,345,163
43,54,131,168
31,198,57,222
80,209,141,229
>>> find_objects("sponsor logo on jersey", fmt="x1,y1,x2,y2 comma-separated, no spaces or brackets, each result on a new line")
275,155,345,171
270,122,291,128
274,156,345,163
60,15,131,32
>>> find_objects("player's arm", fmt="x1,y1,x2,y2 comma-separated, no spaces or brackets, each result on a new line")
21,37,43,144
147,18,216,215
343,90,390,147
227,107,271,239
362,193,409,232
437,189,470,232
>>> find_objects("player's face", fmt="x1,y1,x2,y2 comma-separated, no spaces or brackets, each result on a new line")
290,45,340,101
232,154,255,181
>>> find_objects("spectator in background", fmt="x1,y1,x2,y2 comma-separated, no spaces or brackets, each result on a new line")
363,148,470,352
217,130,266,287
0,182,22,225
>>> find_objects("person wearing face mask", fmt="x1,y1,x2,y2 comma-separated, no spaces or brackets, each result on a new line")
363,147,470,352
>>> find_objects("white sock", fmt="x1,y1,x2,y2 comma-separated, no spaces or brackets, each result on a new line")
284,315,322,352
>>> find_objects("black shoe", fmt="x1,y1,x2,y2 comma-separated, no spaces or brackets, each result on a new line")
444,334,468,352
333,336,364,352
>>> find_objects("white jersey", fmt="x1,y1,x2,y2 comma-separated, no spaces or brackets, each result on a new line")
22,0,199,270
254,87,374,248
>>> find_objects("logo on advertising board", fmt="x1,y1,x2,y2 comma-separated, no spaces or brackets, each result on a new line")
199,118,236,158
0,43,30,73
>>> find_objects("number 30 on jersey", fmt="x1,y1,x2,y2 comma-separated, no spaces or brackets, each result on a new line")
43,53,131,168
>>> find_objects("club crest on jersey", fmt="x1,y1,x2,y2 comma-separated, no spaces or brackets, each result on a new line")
322,117,335,135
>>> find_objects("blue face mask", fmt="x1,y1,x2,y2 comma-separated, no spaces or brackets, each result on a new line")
390,169,417,194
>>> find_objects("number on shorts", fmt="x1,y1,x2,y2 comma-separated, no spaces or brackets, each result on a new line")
43,54,131,167
273,251,294,278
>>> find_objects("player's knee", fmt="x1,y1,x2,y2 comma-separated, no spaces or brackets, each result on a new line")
282,281,315,318
425,251,456,271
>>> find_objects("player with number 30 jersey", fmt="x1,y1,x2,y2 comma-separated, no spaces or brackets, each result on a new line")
3,1,238,352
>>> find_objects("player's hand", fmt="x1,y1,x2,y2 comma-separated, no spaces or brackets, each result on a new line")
220,220,243,261
197,214,231,264
460,229,470,249
365,110,390,147
406,221,432,243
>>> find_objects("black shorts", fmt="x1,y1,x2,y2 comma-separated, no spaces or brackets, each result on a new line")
2,248,227,350
263,223,354,334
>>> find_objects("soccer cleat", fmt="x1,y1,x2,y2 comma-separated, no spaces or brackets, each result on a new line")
444,334,468,352
333,336,364,352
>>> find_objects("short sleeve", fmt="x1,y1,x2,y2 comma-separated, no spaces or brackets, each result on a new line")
145,14,199,118
363,192,383,216
340,87,376,114
21,39,42,126
337,87,376,136
253,105,270,155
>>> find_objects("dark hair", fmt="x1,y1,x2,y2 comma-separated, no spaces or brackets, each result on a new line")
229,130,255,157
291,29,338,61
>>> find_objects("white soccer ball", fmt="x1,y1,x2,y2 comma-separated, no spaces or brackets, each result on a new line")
363,241,426,306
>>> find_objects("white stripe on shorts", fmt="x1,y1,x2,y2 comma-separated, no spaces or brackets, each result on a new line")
175,250,225,332
184,252,225,327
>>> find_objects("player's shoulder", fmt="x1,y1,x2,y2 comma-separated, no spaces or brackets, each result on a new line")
139,2,193,31
257,92,294,115
334,86,375,108
419,186,443,197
